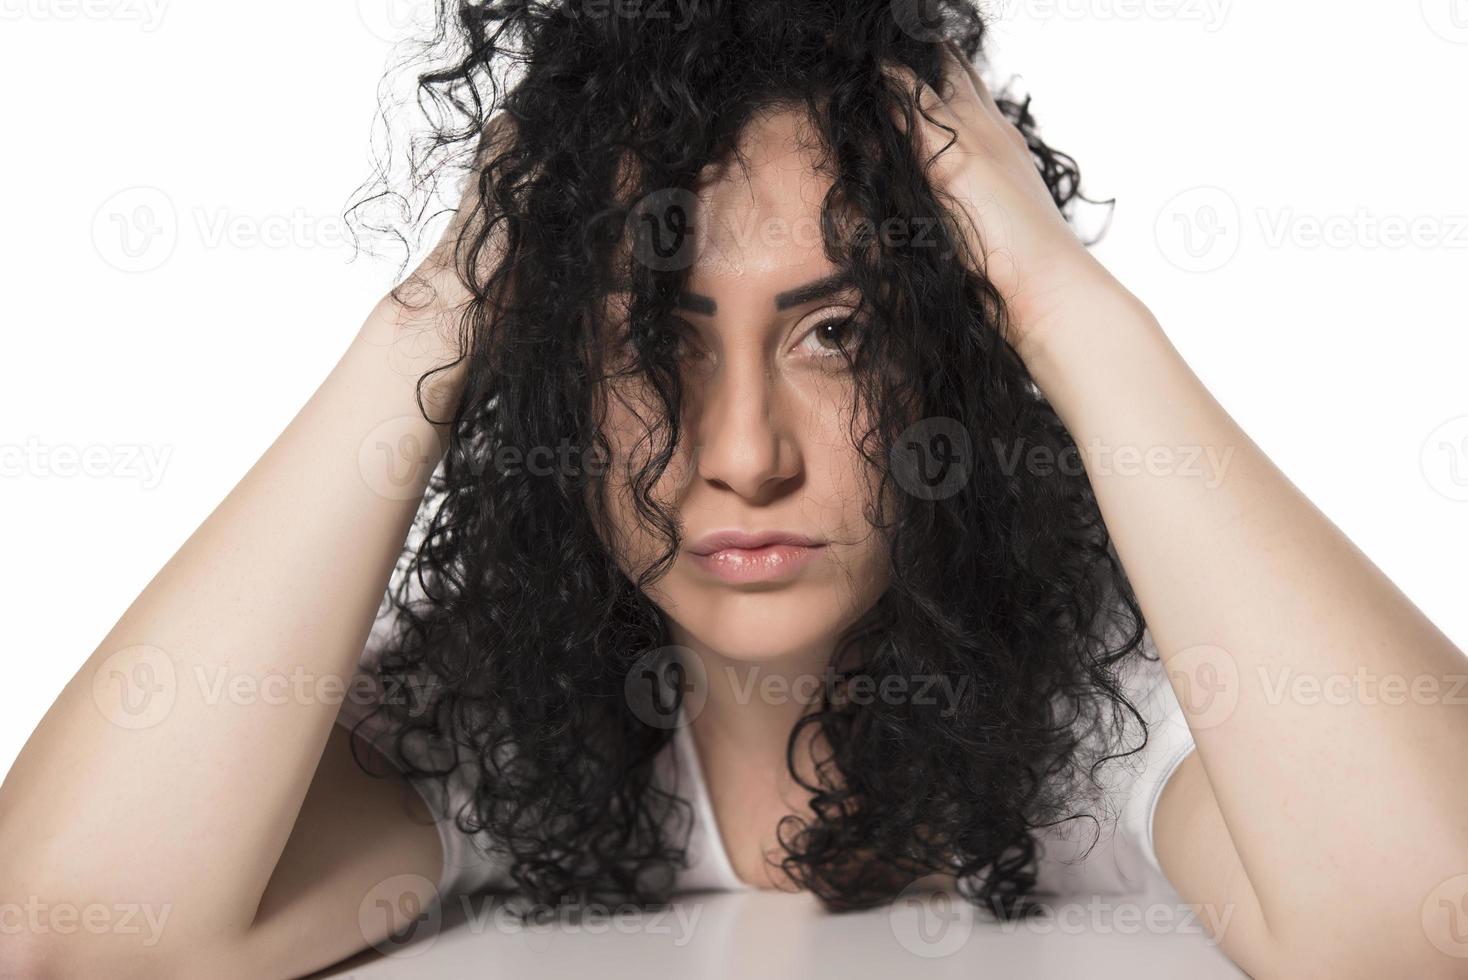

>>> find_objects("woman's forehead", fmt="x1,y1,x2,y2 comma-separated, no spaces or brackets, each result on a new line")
596,107,855,319
597,261,858,329
691,149,838,274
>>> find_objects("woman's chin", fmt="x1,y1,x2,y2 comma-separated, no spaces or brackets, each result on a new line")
662,597,858,670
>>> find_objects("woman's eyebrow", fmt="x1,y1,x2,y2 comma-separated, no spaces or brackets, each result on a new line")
673,272,856,316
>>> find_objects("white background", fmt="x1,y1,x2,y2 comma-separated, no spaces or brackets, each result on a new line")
2,0,1466,778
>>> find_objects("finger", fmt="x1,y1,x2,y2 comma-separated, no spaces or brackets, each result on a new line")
879,58,949,133
942,39,1002,120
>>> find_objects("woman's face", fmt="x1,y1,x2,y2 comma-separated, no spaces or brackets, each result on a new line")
594,109,892,666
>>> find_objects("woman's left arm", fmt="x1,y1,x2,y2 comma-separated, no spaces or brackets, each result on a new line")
908,39,1468,980
1022,255,1468,980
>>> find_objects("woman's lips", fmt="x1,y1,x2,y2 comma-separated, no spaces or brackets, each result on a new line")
686,542,826,583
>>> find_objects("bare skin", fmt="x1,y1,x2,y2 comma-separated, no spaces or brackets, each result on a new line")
896,42,1468,980
0,133,500,976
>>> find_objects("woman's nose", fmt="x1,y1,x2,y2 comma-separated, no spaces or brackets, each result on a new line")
690,355,801,503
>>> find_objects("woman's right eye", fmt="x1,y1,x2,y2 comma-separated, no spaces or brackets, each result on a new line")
649,319,701,359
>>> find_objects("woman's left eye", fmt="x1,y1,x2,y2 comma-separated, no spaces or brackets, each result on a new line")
797,313,866,360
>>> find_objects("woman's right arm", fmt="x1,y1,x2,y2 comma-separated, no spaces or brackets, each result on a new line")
0,239,490,977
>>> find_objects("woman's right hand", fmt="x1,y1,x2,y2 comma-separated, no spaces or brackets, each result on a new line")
359,110,518,414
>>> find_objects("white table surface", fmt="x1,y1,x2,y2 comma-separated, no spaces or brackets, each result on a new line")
307,884,1246,979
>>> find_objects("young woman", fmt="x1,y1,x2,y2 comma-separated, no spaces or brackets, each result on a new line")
3,2,1464,978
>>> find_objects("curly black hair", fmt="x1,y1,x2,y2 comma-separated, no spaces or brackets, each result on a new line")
343,0,1155,922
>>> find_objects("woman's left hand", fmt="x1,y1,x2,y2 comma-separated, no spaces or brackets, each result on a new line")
886,41,1126,360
